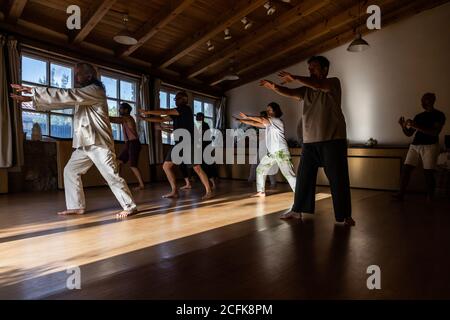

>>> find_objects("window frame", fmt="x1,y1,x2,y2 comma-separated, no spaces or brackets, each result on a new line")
99,70,140,141
20,53,75,138
159,86,179,145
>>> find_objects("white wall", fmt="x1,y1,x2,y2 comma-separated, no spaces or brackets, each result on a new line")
226,2,450,146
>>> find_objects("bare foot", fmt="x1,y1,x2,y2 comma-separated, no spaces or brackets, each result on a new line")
162,192,179,198
116,208,138,219
251,192,266,198
57,209,85,216
133,185,145,191
280,211,302,220
180,185,192,190
336,217,356,226
202,192,213,200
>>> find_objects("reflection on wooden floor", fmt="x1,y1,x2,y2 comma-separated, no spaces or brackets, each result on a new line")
0,180,449,299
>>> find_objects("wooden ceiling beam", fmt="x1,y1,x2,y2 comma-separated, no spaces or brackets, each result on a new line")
158,0,268,69
71,0,117,44
186,0,329,79
210,0,398,86
0,16,223,97
117,0,196,58
222,0,448,90
5,0,27,23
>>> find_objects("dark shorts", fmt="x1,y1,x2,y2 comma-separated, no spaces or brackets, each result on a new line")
118,139,141,167
165,144,197,168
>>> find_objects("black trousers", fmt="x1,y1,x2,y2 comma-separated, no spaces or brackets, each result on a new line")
292,139,352,221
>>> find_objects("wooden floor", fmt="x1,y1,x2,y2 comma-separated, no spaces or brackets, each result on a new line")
0,180,449,300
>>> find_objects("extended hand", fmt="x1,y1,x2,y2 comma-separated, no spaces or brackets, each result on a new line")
238,112,248,119
10,94,32,102
11,84,32,94
398,116,405,127
259,79,276,90
278,71,295,85
405,119,415,129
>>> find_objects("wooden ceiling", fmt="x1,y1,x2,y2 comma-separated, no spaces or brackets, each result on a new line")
0,0,448,95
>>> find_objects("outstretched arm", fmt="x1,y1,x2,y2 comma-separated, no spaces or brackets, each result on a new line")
407,119,443,136
109,116,124,124
138,108,179,116
236,119,265,129
398,117,415,137
238,112,270,126
139,115,172,123
278,71,334,92
259,80,304,101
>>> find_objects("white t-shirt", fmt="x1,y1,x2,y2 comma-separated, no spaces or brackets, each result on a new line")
264,117,289,154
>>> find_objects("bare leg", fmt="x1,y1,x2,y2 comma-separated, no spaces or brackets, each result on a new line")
162,161,178,198
130,166,145,190
209,177,216,190
193,165,212,199
180,177,192,190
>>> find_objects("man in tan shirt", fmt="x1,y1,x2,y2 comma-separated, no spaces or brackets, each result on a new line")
260,56,354,226
10,63,137,218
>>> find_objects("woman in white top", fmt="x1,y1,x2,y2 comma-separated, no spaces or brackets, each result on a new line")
238,102,296,197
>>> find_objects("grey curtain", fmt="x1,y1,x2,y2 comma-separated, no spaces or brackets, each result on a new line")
0,35,13,168
215,96,226,131
0,35,24,169
140,75,164,164
7,37,24,169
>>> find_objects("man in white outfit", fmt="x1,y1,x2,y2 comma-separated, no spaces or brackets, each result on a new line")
10,63,137,218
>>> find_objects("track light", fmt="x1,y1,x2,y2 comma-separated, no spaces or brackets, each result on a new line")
264,2,276,15
206,40,214,51
241,17,253,30
224,28,232,40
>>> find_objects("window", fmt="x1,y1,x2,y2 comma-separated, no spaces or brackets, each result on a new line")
100,73,138,141
193,97,215,130
20,54,74,139
159,88,178,145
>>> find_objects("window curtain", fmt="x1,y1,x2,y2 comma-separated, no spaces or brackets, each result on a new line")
215,96,226,131
7,37,24,169
139,75,164,164
0,35,24,169
0,34,13,168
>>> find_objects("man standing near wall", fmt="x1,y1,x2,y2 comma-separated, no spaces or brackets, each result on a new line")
395,93,446,201
260,56,355,226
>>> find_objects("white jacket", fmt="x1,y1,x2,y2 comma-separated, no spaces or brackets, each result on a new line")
32,84,114,150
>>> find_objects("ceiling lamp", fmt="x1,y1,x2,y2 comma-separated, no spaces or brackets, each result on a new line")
241,17,253,30
347,34,370,52
281,0,291,2
206,40,215,51
347,0,370,52
264,2,276,15
224,28,232,40
113,15,138,45
223,72,239,81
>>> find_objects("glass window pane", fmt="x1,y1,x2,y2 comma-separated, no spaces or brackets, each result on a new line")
107,99,118,116
120,80,136,102
22,111,48,138
170,93,176,109
162,131,169,145
50,114,73,138
111,124,122,141
50,63,72,88
160,91,167,109
205,102,214,117
22,56,47,85
194,100,202,115
101,76,117,98
205,118,214,129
